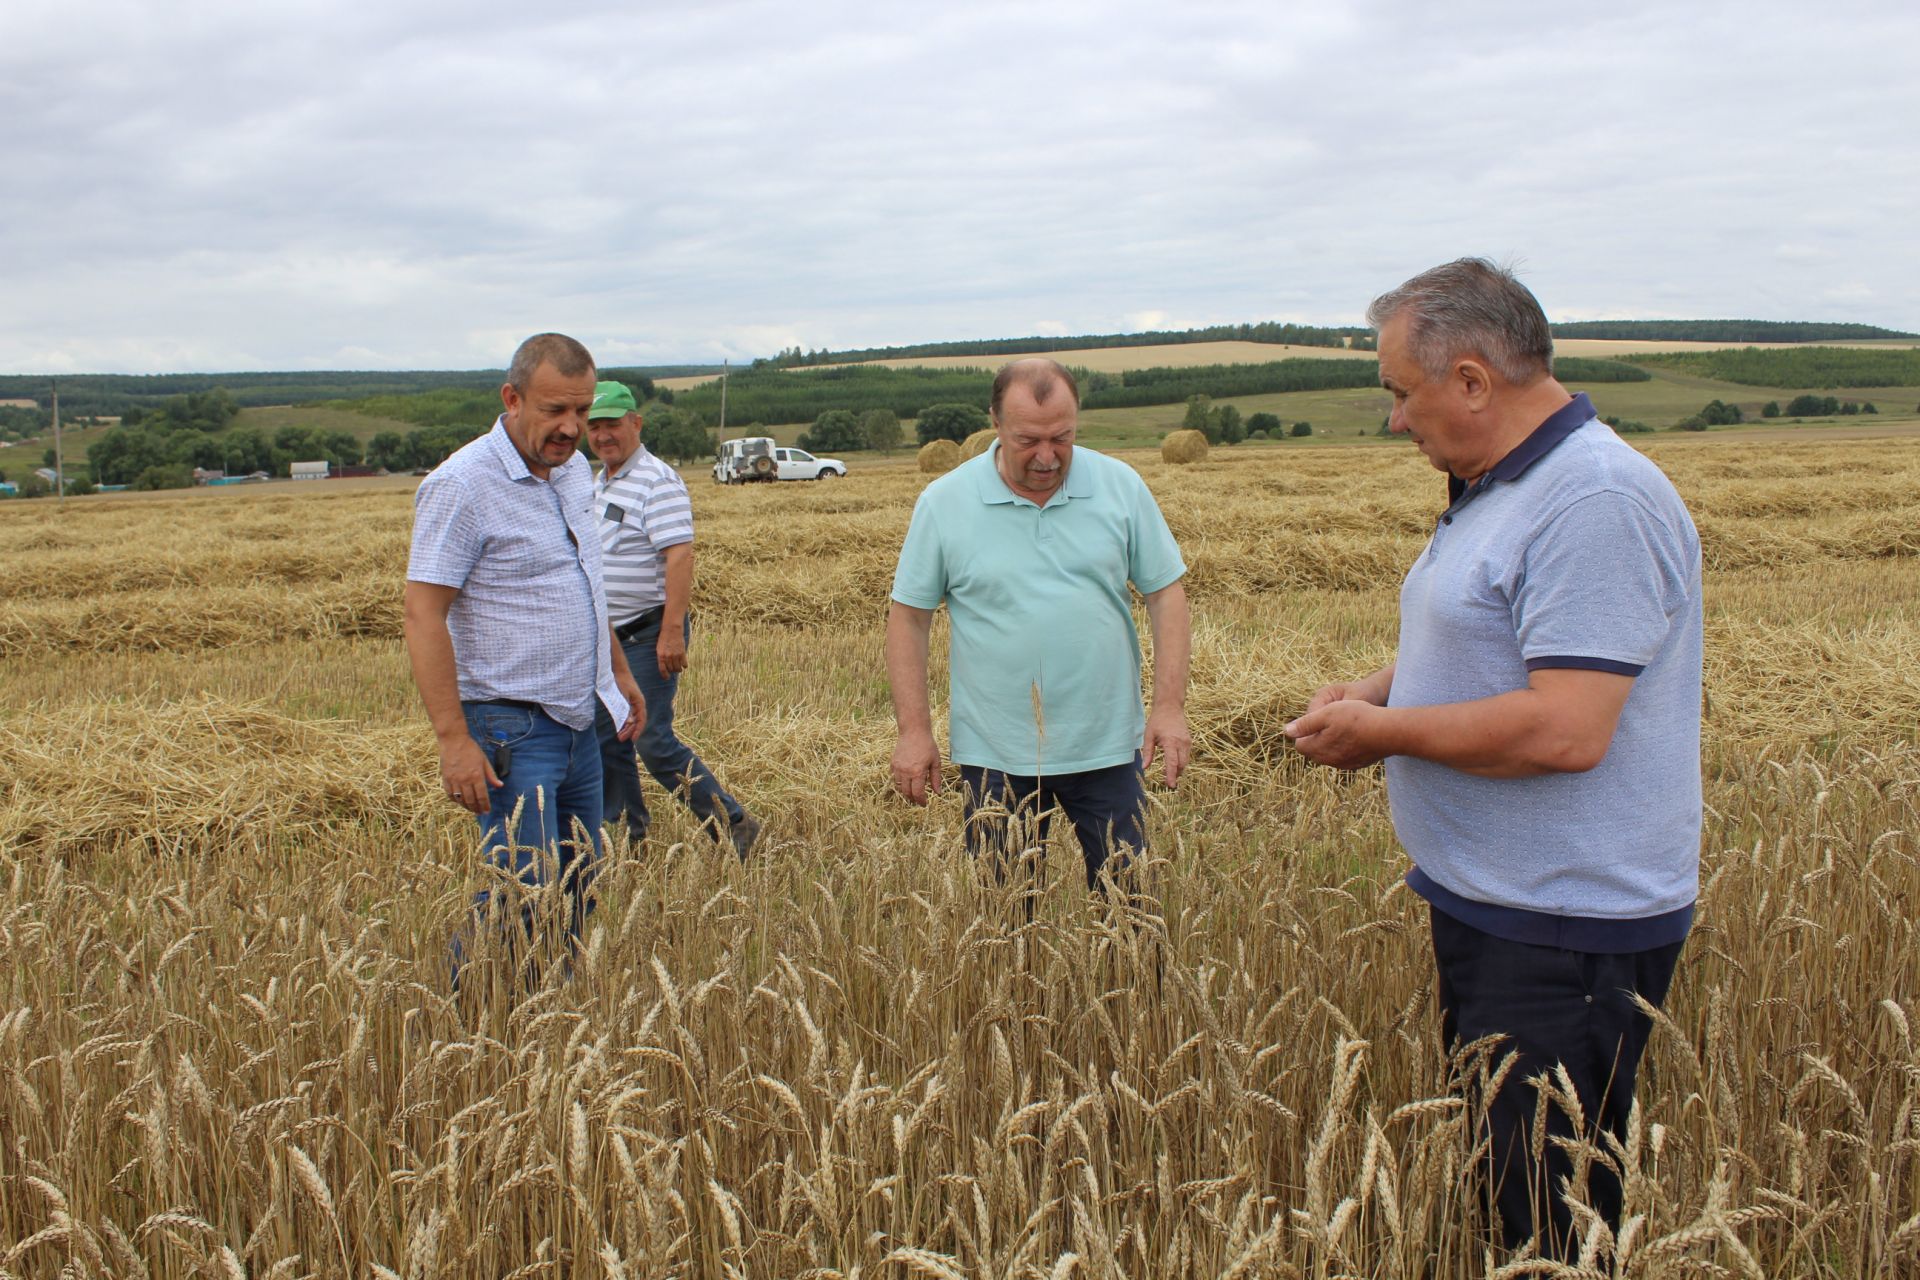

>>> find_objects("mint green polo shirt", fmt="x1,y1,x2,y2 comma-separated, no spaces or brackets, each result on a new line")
891,444,1186,776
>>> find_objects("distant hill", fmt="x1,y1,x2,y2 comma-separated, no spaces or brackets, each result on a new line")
754,319,1916,371
1550,320,1916,342
0,365,726,419
759,323,1376,368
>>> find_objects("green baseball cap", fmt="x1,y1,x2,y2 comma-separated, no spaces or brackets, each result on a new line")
588,381,638,419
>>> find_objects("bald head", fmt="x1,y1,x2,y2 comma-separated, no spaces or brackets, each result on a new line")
990,358,1079,422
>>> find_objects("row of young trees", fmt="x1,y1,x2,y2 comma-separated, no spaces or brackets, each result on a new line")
1771,395,1879,417
756,322,1375,370
1669,395,1884,431
1181,397,1311,443
1555,320,1915,343
89,422,369,486
797,409,906,454
1631,346,1920,388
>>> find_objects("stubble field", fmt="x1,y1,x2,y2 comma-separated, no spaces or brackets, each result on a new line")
0,435,1916,1278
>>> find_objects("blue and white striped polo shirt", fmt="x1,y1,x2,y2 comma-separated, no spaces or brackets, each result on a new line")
596,444,694,626
1387,394,1704,951
406,420,630,732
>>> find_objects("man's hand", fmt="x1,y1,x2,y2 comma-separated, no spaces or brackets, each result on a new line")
890,728,942,806
1305,667,1393,714
656,625,688,677
1141,706,1191,788
440,734,502,814
1286,699,1390,771
615,671,645,742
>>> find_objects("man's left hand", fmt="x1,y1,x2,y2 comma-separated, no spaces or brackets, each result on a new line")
656,626,688,677
1141,707,1191,788
616,672,646,742
1286,699,1388,770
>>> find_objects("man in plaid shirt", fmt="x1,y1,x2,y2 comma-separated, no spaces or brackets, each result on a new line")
404,333,643,966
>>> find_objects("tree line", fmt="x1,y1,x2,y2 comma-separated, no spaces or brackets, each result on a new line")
1553,320,1915,342
756,322,1376,369
681,355,1650,429
1628,347,1920,388
0,365,706,421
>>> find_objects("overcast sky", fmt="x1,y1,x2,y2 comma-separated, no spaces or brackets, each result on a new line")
3,0,1916,374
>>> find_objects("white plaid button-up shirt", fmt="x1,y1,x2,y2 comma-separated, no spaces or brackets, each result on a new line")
406,419,630,731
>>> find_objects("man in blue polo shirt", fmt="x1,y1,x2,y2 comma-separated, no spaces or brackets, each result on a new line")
1286,260,1703,1257
886,358,1191,889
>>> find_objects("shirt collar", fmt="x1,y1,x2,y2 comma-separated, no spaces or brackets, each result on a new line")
1445,391,1594,507
975,441,1095,506
486,417,535,482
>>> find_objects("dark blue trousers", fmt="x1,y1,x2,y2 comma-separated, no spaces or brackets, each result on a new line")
594,613,744,843
959,760,1147,889
1431,907,1684,1257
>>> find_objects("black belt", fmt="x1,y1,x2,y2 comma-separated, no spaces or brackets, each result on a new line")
615,605,666,642
475,698,545,714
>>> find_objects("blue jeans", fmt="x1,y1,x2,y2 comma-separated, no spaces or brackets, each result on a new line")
461,701,603,955
594,613,743,842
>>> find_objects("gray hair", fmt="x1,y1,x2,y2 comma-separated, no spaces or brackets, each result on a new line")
506,333,595,390
991,357,1079,419
1366,258,1553,385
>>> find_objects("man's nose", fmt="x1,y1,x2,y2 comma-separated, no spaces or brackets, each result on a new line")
1388,404,1410,435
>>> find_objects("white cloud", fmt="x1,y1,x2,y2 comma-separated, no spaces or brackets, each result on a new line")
2,0,1918,373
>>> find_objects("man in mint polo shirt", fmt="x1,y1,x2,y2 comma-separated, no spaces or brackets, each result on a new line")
886,357,1191,887
1286,259,1704,1258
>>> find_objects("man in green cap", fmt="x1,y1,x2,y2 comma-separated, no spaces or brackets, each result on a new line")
586,380,761,857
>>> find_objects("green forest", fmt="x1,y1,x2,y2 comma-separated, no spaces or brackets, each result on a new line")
0,365,715,420
670,356,1647,425
1628,346,1920,387
1551,320,1915,342
757,321,1377,368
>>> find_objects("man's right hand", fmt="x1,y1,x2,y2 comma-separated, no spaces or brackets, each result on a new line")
1306,676,1389,715
890,729,942,806
440,735,503,815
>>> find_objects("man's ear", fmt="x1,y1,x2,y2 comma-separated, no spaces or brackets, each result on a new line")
500,381,520,416
1453,357,1494,410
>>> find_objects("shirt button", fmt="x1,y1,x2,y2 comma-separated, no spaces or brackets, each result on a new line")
1442,515,1453,524
1584,995,1594,1004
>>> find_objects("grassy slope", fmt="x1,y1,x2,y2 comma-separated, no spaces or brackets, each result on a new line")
1072,370,1920,449
28,355,1920,467
25,404,427,467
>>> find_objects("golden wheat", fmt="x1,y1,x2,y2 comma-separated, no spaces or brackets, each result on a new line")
0,436,1914,1277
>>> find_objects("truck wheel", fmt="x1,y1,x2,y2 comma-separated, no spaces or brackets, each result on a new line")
751,456,774,477
817,469,838,479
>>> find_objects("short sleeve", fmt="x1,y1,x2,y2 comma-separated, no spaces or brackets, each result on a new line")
1514,491,1691,675
1126,473,1187,595
407,472,483,588
890,492,948,609
640,472,695,549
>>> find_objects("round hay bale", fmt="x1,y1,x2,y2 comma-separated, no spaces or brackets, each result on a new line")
960,428,997,459
1161,429,1210,464
918,439,962,475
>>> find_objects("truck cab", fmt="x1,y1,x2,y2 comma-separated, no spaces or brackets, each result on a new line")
774,447,847,480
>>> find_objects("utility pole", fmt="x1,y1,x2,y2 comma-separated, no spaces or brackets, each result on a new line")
717,358,729,441
52,380,62,505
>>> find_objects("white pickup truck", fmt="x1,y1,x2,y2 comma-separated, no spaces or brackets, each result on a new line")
773,447,847,481
714,438,847,483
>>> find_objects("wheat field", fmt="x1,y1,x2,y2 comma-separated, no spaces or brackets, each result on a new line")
0,435,1916,1278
